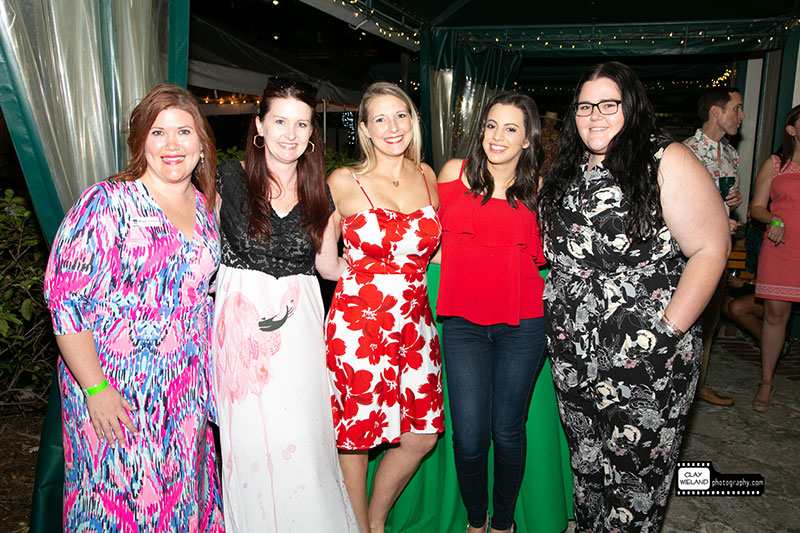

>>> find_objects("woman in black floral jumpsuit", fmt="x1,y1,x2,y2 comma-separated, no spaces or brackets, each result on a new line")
538,62,731,532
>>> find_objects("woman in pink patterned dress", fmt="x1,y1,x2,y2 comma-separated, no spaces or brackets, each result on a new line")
326,82,443,533
43,85,224,531
751,104,800,411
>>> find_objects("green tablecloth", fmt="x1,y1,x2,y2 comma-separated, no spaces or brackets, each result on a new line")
367,265,573,532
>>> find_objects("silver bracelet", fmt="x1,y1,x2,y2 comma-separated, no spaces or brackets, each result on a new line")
660,313,686,340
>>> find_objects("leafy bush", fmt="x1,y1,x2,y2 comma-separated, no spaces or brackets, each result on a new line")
0,189,57,410
324,148,356,176
216,146,245,163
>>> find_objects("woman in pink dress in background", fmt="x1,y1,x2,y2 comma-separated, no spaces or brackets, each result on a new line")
43,85,223,531
326,81,443,533
751,104,800,411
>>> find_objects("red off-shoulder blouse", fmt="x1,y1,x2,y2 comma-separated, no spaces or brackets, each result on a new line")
436,165,545,326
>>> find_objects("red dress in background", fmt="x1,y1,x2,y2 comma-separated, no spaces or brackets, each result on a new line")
756,155,800,302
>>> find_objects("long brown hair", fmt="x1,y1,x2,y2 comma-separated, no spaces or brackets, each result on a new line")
777,104,800,170
244,81,327,250
112,84,216,209
464,91,542,212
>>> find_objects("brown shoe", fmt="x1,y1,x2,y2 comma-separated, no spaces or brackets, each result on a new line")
696,385,734,406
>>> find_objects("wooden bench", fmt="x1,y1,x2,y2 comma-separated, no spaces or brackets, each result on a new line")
727,246,754,280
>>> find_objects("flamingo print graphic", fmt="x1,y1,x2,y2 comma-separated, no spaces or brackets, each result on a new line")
215,277,301,402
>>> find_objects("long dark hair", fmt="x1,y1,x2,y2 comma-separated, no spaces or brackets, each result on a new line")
112,84,216,210
244,81,327,249
464,91,542,212
777,104,800,170
539,61,666,241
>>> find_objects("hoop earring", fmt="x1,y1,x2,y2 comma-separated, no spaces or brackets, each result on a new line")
307,141,315,153
253,134,265,149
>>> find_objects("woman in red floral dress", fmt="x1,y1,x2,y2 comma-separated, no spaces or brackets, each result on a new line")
326,82,443,533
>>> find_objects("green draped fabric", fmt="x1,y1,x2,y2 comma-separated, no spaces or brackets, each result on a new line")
167,0,190,87
22,3,189,530
367,265,573,532
421,26,522,170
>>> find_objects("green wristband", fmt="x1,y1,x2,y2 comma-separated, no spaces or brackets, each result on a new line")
83,378,109,397
769,220,785,227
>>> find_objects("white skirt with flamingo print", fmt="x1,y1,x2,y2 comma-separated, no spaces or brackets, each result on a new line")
212,265,358,532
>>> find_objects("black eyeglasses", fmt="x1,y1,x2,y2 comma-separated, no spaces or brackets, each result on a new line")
574,99,622,117
268,76,318,98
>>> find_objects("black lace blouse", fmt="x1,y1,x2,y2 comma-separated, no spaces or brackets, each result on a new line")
216,161,333,278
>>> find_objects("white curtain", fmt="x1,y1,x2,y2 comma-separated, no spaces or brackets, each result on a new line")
451,77,500,163
429,68,453,172
424,29,521,171
0,0,166,211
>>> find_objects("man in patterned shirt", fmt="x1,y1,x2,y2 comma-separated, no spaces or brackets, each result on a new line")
682,87,745,406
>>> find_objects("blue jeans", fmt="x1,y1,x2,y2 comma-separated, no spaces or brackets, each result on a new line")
442,316,547,531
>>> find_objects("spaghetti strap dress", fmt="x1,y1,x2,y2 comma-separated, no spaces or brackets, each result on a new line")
326,169,444,450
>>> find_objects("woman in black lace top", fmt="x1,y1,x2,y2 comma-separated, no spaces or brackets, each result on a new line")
211,77,358,532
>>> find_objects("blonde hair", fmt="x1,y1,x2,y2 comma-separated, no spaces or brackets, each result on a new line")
352,82,422,174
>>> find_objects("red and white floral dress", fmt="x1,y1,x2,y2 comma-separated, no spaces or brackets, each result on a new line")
326,171,444,450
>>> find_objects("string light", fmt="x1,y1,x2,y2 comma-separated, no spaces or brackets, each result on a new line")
326,0,420,49
342,112,356,145
456,18,792,55
513,67,738,95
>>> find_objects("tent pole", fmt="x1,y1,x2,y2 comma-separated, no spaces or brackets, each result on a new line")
168,0,190,87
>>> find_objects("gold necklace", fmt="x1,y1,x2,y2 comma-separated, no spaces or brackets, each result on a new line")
372,168,402,187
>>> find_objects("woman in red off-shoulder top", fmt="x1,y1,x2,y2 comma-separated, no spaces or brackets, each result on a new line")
434,92,547,533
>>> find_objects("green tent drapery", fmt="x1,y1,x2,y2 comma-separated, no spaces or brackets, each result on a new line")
421,27,522,170
0,2,182,531
167,0,190,87
775,28,800,144
366,266,573,532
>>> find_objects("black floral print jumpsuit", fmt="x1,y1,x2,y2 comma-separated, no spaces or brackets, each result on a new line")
543,141,701,532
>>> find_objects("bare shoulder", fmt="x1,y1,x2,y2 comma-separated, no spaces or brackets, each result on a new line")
437,158,465,183
418,162,440,207
661,141,697,166
419,162,435,178
659,142,708,185
756,155,776,178
419,162,437,185
327,166,358,201
327,166,354,189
